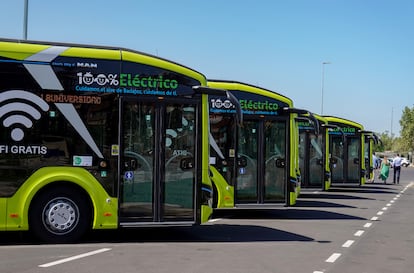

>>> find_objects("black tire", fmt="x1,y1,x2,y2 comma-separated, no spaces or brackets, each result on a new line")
29,186,92,243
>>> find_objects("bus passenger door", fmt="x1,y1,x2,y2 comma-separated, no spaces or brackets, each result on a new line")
331,136,345,183
120,99,197,223
236,121,258,202
236,119,287,204
263,120,286,202
308,134,325,187
120,101,155,221
347,137,361,182
209,114,237,207
163,104,196,221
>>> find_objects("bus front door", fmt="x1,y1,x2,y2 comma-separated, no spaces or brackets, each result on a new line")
330,136,361,184
237,120,287,204
347,137,361,183
120,99,197,223
300,132,325,188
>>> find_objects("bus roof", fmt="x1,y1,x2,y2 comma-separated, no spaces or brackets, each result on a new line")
207,79,293,107
313,113,328,124
324,115,364,129
0,38,207,85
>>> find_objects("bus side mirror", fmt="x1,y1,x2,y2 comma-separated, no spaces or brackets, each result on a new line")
180,157,194,170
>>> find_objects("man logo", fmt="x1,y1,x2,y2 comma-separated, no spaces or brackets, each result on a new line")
0,90,49,141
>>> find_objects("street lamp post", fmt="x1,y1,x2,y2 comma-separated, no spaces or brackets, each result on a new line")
23,0,28,40
321,62,331,115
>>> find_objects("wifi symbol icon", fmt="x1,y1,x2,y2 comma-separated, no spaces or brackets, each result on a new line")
0,90,49,141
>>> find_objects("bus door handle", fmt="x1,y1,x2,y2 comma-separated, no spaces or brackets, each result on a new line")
180,157,194,170
125,158,140,170
237,156,248,167
275,158,285,168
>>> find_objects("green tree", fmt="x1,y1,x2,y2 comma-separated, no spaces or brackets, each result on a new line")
373,131,393,152
399,106,414,152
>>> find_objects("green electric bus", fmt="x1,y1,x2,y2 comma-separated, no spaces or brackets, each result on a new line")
0,39,239,242
207,80,316,208
324,116,366,185
298,114,331,191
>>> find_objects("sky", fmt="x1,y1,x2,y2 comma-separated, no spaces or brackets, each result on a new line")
1,0,413,136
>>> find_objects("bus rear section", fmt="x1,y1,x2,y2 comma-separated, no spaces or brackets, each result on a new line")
207,80,300,208
324,116,366,186
298,114,331,191
0,39,214,242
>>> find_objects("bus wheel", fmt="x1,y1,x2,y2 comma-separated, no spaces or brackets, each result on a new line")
29,186,92,243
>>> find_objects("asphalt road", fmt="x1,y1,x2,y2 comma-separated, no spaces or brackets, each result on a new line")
1,167,413,273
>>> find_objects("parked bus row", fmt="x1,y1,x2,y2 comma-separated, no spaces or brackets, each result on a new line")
208,82,380,210
0,38,378,243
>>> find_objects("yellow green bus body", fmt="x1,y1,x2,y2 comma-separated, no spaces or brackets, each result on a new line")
363,132,378,182
323,117,332,190
3,167,118,231
324,116,365,186
208,80,299,207
0,39,213,241
298,114,331,191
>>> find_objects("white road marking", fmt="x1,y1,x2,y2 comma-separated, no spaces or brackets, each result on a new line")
354,230,364,237
364,222,372,228
208,218,222,223
38,248,111,268
342,240,354,248
326,253,341,263
313,181,414,273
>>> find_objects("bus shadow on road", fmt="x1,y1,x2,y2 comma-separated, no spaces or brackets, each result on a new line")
328,184,400,195
0,225,315,244
87,224,316,243
298,192,374,201
212,208,365,221
295,199,357,208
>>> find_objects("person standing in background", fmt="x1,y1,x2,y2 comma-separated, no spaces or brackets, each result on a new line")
371,153,378,182
379,156,391,184
393,153,402,184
